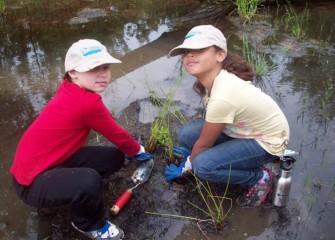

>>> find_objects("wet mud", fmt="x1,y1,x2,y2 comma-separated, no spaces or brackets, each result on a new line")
1,1,335,240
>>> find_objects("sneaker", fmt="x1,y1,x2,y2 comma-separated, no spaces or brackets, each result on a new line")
72,220,124,240
236,168,273,207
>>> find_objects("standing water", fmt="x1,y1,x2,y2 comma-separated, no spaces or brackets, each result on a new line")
0,1,334,239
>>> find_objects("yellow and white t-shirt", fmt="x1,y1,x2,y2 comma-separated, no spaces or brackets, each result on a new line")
205,70,290,156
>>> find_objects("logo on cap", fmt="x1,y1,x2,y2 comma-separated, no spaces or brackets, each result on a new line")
81,46,103,56
185,31,202,40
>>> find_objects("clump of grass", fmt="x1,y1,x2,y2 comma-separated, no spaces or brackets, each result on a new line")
234,0,263,22
145,170,232,239
282,2,309,39
149,116,174,156
241,35,275,76
188,171,232,232
146,72,187,160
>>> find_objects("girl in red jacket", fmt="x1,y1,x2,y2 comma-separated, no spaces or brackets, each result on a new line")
10,39,152,240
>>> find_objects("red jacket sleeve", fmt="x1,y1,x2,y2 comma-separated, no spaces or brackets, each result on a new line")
81,93,140,156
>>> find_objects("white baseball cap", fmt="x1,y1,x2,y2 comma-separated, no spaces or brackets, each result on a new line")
169,25,227,57
64,39,121,72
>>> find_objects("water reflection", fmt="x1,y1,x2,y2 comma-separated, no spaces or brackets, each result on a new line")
1,0,335,239
123,23,170,53
0,1,199,239
0,0,198,133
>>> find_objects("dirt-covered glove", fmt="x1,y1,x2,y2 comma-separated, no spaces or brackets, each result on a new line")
164,156,192,181
126,145,153,161
173,146,191,159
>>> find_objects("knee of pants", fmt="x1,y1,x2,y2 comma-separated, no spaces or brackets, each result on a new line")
177,126,188,146
77,169,104,199
192,157,211,180
177,125,196,148
177,121,204,148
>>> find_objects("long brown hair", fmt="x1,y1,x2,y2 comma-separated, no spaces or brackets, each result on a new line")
193,50,254,97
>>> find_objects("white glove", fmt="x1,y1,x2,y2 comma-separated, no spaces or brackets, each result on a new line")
182,156,192,173
137,145,145,155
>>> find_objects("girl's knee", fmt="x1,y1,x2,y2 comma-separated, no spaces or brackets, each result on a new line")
79,169,104,197
177,125,189,146
177,121,203,147
192,158,209,179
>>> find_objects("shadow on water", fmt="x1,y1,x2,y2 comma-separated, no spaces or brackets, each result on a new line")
1,0,335,239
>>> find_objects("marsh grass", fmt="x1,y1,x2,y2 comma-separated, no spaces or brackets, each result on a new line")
145,170,232,239
0,0,5,13
318,21,334,48
187,172,232,232
282,2,309,39
149,118,174,157
146,72,187,159
320,78,334,120
234,0,263,22
300,173,318,216
241,35,275,76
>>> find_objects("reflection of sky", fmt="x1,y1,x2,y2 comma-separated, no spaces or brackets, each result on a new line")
26,42,46,76
123,23,170,52
102,55,201,119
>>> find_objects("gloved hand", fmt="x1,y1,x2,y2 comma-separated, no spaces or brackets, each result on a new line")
173,146,191,158
126,145,154,161
164,156,192,181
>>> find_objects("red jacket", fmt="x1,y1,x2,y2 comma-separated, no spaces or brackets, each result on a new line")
10,80,140,186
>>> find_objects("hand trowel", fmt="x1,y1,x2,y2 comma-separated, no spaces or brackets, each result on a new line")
110,159,154,215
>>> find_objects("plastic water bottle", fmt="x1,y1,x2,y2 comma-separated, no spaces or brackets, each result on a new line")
273,158,294,207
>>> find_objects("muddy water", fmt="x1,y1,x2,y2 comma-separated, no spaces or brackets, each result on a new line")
1,1,335,240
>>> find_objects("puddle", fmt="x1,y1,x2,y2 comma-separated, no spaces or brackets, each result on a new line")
1,1,335,240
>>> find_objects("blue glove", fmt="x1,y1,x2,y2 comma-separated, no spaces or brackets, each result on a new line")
164,157,192,181
130,152,154,161
165,161,186,181
173,146,191,158
126,145,154,161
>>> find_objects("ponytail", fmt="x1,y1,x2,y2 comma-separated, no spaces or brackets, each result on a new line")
222,52,254,81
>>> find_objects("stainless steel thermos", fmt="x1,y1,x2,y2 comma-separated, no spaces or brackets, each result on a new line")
272,157,295,207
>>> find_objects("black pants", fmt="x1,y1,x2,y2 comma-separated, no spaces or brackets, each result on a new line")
13,146,125,231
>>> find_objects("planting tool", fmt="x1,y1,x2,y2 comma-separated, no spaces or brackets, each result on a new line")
110,159,154,215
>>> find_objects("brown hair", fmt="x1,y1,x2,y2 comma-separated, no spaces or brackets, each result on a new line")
63,73,72,82
193,50,254,97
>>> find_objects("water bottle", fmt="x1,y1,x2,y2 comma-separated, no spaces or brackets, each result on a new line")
272,157,294,207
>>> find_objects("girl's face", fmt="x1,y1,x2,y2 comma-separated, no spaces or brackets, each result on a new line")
69,64,111,93
181,46,225,78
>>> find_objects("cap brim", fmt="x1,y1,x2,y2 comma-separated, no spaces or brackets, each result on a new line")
168,42,214,57
74,56,121,72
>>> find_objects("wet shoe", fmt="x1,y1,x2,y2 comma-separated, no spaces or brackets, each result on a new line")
72,220,124,240
236,168,273,207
